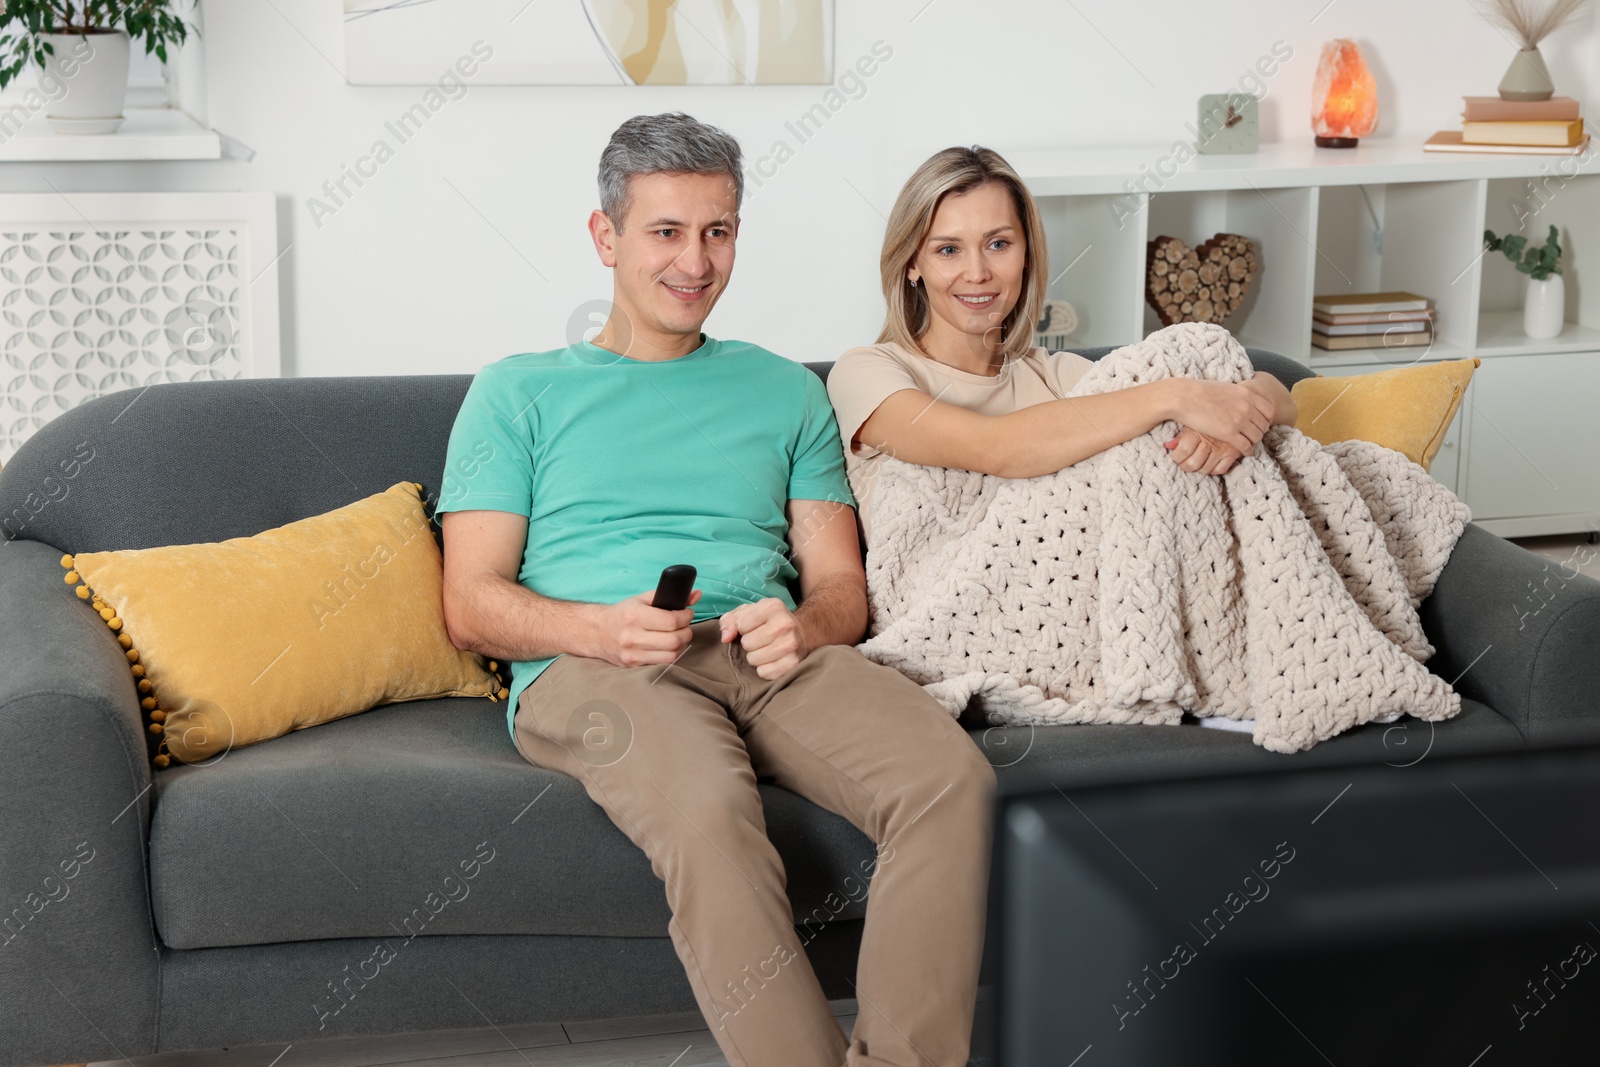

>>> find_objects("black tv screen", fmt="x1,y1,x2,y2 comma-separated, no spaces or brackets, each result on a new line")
980,743,1600,1067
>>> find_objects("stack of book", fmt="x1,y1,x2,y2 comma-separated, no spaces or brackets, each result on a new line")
1312,292,1434,352
1425,95,1589,155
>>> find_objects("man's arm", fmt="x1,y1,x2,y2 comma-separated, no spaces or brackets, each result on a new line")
440,509,697,667
786,498,869,648
719,498,868,679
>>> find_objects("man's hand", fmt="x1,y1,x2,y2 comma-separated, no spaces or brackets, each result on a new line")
720,597,808,680
591,588,703,668
1164,426,1245,475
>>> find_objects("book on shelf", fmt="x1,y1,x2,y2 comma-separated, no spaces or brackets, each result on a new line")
1461,118,1584,147
1313,319,1430,337
1312,309,1432,327
1461,95,1581,122
1425,130,1592,155
1311,330,1434,352
1312,292,1432,315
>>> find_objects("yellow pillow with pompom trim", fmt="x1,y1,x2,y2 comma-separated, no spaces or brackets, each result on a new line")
1291,357,1480,472
61,481,509,768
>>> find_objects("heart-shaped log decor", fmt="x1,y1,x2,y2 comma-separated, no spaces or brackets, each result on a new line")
1145,233,1260,326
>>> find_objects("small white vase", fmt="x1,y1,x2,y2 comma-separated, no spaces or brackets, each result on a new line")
40,30,130,134
1523,273,1565,339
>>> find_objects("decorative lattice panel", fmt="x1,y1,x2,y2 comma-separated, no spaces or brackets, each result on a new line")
0,192,279,465
0,227,247,460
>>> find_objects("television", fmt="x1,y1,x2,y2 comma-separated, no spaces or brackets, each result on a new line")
975,741,1600,1066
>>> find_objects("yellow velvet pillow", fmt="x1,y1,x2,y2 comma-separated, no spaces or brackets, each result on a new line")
60,481,509,767
1290,357,1480,472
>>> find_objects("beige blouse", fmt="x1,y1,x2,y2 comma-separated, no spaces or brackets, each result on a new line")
825,341,1094,544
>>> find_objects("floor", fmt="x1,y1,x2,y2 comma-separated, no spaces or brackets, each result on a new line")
90,1001,861,1067
84,533,1593,1067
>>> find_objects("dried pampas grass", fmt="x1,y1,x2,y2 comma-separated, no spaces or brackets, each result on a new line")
1482,0,1591,50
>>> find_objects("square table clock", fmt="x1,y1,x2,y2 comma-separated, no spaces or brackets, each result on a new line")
1195,92,1259,154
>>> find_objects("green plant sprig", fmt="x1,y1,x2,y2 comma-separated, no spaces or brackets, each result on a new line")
1485,224,1564,281
0,0,197,91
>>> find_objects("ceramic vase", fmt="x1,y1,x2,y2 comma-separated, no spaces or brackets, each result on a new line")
1524,273,1565,339
1499,48,1555,102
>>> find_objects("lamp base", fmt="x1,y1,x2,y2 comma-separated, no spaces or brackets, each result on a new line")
1315,136,1359,148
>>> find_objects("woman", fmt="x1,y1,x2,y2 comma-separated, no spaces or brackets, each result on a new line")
826,146,1297,545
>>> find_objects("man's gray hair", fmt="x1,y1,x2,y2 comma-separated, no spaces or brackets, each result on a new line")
598,112,744,231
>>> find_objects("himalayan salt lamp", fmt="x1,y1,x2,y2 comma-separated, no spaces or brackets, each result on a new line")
1312,39,1378,148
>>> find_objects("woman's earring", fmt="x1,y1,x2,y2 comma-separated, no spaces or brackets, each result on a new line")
909,277,919,288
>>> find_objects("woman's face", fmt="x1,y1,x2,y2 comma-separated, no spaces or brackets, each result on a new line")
909,181,1027,353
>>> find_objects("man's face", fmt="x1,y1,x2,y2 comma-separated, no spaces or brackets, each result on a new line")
592,171,739,350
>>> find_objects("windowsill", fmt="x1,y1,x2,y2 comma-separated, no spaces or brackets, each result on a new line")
0,106,221,162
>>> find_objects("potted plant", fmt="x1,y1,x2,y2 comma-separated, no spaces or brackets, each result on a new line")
1485,224,1566,339
0,0,197,134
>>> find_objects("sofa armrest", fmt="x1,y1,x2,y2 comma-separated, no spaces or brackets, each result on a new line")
0,538,160,1067
1420,522,1600,744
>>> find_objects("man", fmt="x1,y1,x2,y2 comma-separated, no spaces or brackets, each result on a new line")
436,112,995,1067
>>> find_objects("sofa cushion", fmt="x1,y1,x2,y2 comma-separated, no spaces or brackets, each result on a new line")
1290,357,1479,471
63,482,505,768
147,692,885,950
149,682,1525,950
965,698,1527,798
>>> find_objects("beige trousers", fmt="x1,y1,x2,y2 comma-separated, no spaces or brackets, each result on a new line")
512,619,996,1067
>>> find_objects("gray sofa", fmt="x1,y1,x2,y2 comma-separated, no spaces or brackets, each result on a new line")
2,348,1597,1067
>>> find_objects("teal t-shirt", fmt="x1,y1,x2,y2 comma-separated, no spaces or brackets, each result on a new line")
434,334,856,742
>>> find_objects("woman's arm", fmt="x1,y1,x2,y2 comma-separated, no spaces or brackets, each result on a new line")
856,378,1274,480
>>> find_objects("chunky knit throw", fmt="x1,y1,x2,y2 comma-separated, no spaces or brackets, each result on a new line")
855,323,1472,753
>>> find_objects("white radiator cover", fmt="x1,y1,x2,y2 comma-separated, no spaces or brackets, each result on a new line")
0,192,280,462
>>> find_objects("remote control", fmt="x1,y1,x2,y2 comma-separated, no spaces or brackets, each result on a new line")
650,564,697,611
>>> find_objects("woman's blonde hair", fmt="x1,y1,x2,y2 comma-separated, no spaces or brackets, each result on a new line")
876,146,1049,365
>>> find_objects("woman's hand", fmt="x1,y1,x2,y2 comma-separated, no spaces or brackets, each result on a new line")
1164,426,1245,475
1165,379,1275,455
1240,371,1298,426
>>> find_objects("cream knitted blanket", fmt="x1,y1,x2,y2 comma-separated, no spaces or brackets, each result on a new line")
855,323,1472,753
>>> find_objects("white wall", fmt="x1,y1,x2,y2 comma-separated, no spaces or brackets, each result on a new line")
4,0,1596,377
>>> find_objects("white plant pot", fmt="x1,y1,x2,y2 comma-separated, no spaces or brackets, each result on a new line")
40,30,130,134
1523,273,1565,340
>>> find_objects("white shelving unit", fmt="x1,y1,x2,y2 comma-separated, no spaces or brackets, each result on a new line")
1475,310,1600,355
0,107,220,161
1011,141,1600,538
0,4,215,163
